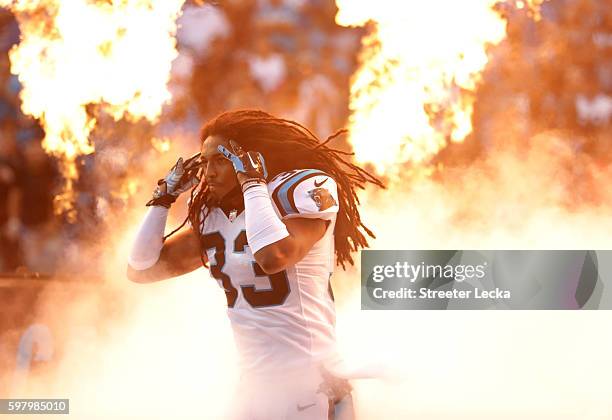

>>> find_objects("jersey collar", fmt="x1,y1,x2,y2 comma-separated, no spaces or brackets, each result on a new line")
217,185,244,219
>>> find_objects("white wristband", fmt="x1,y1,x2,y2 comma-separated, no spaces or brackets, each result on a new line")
128,206,169,270
243,183,289,253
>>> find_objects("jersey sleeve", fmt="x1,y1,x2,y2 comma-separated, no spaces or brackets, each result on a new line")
269,169,339,220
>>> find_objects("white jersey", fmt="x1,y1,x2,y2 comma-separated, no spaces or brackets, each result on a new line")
199,169,340,377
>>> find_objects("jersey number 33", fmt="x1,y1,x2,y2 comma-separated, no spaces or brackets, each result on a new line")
202,230,290,308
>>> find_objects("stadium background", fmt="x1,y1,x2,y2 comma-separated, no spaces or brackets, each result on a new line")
0,0,611,418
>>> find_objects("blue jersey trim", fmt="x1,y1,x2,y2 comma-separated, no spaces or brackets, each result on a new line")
275,169,327,216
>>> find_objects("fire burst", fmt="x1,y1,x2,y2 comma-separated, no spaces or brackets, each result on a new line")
0,0,185,220
335,0,541,177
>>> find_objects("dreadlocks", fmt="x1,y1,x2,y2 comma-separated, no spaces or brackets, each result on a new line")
184,109,384,269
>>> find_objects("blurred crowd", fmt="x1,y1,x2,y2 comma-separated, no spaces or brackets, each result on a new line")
477,0,611,150
172,0,360,136
0,0,610,276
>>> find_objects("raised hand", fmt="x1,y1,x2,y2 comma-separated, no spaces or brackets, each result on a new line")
217,140,268,186
146,153,202,208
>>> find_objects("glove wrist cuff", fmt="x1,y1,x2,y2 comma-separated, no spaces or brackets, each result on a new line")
146,194,177,208
241,178,267,193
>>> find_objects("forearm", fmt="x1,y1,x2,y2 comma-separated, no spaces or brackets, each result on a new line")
128,206,169,271
127,259,178,283
253,234,299,274
127,210,204,282
127,244,201,283
252,217,328,274
242,181,289,255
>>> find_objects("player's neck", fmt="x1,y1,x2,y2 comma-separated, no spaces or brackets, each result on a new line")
216,185,244,218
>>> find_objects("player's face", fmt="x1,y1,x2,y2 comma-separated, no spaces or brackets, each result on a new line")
201,135,239,200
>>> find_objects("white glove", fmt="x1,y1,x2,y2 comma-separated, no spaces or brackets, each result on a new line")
146,153,201,208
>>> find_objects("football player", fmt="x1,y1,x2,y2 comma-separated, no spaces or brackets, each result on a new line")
127,110,383,419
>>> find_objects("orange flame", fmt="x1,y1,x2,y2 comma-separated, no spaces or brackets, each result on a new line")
151,136,172,154
335,0,509,177
1,0,185,220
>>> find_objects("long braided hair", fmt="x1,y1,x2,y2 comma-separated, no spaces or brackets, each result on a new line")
185,109,384,269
